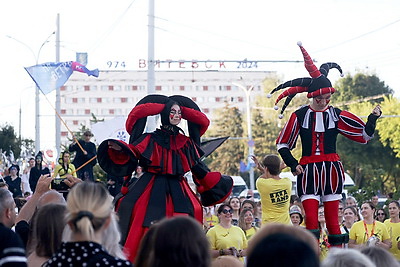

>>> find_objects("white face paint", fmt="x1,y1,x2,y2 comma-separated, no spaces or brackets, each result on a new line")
169,104,182,126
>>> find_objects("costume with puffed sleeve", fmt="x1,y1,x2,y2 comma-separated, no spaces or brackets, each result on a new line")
97,95,233,262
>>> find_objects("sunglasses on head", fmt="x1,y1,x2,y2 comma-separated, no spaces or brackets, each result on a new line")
221,209,233,214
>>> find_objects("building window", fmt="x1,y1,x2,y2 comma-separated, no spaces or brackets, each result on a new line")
85,109,90,115
156,86,161,91
203,86,208,91
180,86,185,91
72,98,77,103
61,131,68,137
121,97,128,103
73,120,78,125
97,98,102,103
101,85,108,91
60,86,66,91
203,108,209,113
90,85,97,91
109,85,114,91
109,109,115,115
61,109,66,114
114,85,121,91
84,85,90,91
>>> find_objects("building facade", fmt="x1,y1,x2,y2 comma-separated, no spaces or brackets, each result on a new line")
60,70,274,144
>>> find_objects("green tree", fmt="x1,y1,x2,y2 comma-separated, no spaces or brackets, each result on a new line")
206,102,245,176
333,74,398,196
0,124,21,159
376,96,400,158
332,72,393,104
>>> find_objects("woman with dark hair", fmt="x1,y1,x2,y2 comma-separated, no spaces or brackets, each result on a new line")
349,201,391,249
229,197,241,226
52,151,77,191
150,216,211,267
206,204,247,260
29,151,50,192
97,95,233,262
4,165,22,198
384,200,400,261
247,224,319,267
375,208,388,223
342,206,358,233
27,203,67,266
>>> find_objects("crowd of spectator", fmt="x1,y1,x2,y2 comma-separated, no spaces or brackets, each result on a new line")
1,160,400,266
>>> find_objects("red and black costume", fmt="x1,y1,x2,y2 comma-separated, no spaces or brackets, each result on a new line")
268,42,380,246
97,95,233,262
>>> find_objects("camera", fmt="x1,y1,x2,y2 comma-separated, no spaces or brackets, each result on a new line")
51,178,70,192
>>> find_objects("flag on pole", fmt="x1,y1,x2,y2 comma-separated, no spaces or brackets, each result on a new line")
24,61,99,94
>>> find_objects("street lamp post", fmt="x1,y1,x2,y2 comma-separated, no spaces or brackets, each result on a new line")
7,33,54,154
233,82,255,190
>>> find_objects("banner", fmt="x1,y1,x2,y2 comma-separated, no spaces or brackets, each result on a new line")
24,61,99,94
91,116,128,145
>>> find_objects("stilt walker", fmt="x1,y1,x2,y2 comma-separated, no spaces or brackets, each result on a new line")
97,95,233,262
268,42,382,247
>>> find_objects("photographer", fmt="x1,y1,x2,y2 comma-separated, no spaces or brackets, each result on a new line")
52,151,77,192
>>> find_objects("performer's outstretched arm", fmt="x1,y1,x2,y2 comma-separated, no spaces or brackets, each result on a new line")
191,160,233,207
97,139,140,177
338,105,382,143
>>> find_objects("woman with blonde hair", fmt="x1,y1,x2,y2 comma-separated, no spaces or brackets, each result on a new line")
44,182,131,266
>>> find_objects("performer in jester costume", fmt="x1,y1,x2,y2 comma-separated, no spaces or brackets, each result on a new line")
268,42,382,246
97,94,233,262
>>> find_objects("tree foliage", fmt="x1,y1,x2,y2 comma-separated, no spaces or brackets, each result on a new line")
332,72,393,104
206,102,245,176
0,124,21,159
333,73,399,197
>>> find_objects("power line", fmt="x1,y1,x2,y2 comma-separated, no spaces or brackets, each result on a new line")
89,0,137,53
315,18,400,53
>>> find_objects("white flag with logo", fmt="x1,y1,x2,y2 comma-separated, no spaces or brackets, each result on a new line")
92,116,129,145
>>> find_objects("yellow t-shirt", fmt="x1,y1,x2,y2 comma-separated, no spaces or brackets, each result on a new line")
256,176,291,225
384,219,400,260
53,163,77,178
349,220,390,245
206,224,248,251
244,226,258,240
205,215,219,228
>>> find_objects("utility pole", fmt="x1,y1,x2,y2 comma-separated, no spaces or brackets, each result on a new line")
55,13,61,156
146,0,156,131
232,82,255,190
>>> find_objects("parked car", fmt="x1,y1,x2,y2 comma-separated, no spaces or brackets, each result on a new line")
231,175,248,197
239,189,260,202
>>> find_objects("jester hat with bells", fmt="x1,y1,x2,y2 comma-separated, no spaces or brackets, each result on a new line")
267,42,344,118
